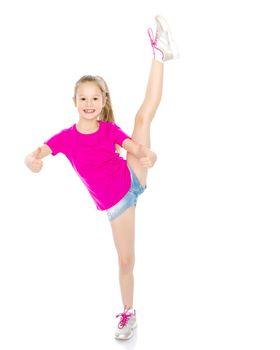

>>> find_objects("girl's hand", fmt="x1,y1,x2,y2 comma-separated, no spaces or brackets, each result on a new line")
139,146,157,168
24,147,43,173
121,139,157,168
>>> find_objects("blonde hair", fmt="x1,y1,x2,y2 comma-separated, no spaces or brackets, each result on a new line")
73,75,121,153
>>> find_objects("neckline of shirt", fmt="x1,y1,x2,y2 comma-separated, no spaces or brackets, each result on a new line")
74,120,102,135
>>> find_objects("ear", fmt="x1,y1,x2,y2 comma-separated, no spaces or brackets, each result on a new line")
72,97,77,107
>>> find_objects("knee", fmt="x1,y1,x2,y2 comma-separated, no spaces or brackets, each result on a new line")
119,255,135,274
135,113,151,127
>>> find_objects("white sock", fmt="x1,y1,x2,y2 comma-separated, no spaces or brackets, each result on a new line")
127,307,135,314
154,48,164,62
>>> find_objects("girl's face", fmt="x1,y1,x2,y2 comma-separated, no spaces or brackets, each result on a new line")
74,82,105,121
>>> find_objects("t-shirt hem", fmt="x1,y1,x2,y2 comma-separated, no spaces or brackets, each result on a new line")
95,179,131,211
43,141,56,156
118,136,131,147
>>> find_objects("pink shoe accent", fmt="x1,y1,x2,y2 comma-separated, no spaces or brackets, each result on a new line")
147,28,164,61
116,305,136,329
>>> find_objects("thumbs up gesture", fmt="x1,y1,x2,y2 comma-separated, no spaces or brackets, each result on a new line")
24,147,43,173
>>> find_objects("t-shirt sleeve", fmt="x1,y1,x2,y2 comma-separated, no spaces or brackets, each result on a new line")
43,129,65,156
111,122,131,146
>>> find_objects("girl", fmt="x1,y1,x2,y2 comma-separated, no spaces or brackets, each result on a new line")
24,15,179,340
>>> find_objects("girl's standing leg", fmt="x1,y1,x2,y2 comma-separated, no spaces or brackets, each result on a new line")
110,206,136,309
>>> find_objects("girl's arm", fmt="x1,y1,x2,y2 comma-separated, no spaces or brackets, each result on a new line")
24,144,52,172
122,139,157,168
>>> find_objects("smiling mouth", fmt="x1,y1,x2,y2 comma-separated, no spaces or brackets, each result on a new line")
84,109,95,113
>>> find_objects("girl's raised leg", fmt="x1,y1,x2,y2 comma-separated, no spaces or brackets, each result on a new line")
127,15,179,187
127,59,163,187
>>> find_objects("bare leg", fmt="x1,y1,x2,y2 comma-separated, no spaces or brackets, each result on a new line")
110,206,136,309
111,60,163,309
127,58,163,187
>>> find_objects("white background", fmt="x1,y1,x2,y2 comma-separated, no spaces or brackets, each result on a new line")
0,0,279,349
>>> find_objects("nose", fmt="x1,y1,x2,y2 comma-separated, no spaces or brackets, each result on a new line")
85,100,93,107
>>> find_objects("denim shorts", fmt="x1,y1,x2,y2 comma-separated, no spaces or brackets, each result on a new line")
106,166,146,222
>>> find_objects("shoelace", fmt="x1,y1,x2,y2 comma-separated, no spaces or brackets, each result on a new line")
147,28,164,61
116,306,135,329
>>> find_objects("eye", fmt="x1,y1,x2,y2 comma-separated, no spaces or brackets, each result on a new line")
93,97,99,101
80,98,86,101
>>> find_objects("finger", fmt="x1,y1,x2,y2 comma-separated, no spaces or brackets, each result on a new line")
32,159,42,166
140,157,149,164
141,162,150,168
141,157,151,164
33,162,43,170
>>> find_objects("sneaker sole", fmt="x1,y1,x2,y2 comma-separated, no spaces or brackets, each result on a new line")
155,15,180,60
115,322,137,340
155,15,171,33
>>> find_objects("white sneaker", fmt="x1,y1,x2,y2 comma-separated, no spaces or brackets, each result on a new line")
115,306,137,340
148,15,180,61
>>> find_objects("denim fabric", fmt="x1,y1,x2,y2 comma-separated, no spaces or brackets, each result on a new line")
106,166,146,222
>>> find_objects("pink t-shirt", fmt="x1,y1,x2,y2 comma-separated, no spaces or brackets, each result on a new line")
44,121,132,210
